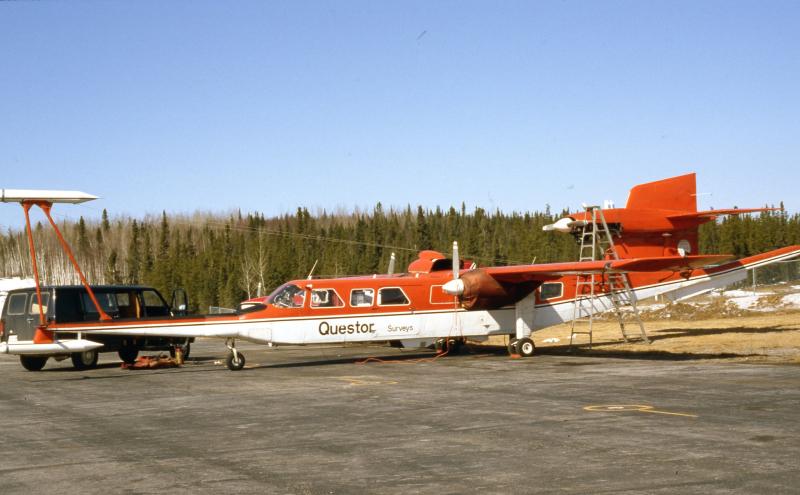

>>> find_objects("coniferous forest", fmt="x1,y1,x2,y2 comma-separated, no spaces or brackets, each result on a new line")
1,205,798,312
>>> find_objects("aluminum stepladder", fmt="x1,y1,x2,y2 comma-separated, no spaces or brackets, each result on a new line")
569,206,650,348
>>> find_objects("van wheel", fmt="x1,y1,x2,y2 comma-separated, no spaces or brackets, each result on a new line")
169,342,191,359
20,355,48,371
71,350,99,370
118,344,139,364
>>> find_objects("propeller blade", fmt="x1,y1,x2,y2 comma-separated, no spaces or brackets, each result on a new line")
443,278,465,296
387,252,396,275
452,241,459,280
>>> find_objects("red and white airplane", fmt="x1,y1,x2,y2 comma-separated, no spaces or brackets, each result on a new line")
1,174,798,371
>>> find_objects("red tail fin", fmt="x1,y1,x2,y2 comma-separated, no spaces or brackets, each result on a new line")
626,173,696,212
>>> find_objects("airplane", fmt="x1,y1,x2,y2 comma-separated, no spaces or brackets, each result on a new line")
1,174,798,371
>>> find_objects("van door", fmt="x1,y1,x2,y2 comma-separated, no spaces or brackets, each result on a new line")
3,292,31,342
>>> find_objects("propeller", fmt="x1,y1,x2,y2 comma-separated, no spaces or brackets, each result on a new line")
387,252,396,275
443,241,465,295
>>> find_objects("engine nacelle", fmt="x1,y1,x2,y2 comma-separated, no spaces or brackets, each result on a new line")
446,269,538,310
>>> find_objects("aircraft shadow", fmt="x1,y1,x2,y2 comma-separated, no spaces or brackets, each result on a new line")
647,324,797,341
536,345,754,361
531,324,797,361
248,351,438,370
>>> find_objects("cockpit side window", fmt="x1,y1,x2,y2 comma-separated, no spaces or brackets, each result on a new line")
269,284,306,308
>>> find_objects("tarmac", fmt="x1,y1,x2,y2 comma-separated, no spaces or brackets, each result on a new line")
1,340,798,494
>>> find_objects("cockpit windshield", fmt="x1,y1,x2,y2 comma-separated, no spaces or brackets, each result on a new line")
268,283,306,308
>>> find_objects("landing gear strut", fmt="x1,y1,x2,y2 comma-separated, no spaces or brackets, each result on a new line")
226,339,245,371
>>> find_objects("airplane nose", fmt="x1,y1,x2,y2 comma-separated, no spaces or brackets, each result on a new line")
442,279,465,296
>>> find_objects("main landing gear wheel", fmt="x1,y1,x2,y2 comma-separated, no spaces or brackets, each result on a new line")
118,343,139,364
71,349,99,370
516,337,535,357
226,351,246,371
19,355,48,371
507,338,519,356
447,338,464,355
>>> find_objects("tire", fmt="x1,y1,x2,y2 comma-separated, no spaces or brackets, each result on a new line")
169,342,191,359
226,351,246,371
507,338,519,356
517,337,535,357
447,338,463,355
19,355,48,371
71,349,99,370
118,344,139,364
434,338,447,354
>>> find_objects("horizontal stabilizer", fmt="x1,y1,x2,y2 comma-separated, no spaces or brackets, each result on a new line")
667,207,781,221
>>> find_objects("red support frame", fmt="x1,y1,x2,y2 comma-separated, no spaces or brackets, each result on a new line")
21,201,112,340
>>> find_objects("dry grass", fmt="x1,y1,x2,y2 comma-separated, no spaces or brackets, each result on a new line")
526,310,800,364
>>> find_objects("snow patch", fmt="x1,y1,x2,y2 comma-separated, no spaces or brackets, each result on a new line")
0,277,35,312
716,289,774,298
782,293,800,308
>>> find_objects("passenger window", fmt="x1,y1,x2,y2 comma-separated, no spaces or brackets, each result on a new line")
28,293,50,316
142,290,169,317
7,294,28,315
350,289,374,307
540,283,563,300
310,289,344,308
378,287,409,306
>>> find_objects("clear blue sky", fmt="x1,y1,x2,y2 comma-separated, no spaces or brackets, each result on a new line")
1,0,798,230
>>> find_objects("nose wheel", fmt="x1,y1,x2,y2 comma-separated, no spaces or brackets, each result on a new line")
226,339,246,371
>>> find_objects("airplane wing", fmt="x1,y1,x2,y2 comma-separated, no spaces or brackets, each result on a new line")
481,254,734,283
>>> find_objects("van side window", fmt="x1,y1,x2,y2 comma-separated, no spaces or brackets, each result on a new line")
29,293,50,316
55,291,83,322
142,290,169,317
540,283,563,300
82,292,119,318
350,289,374,307
115,291,142,319
310,289,344,308
378,287,410,306
7,294,27,315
